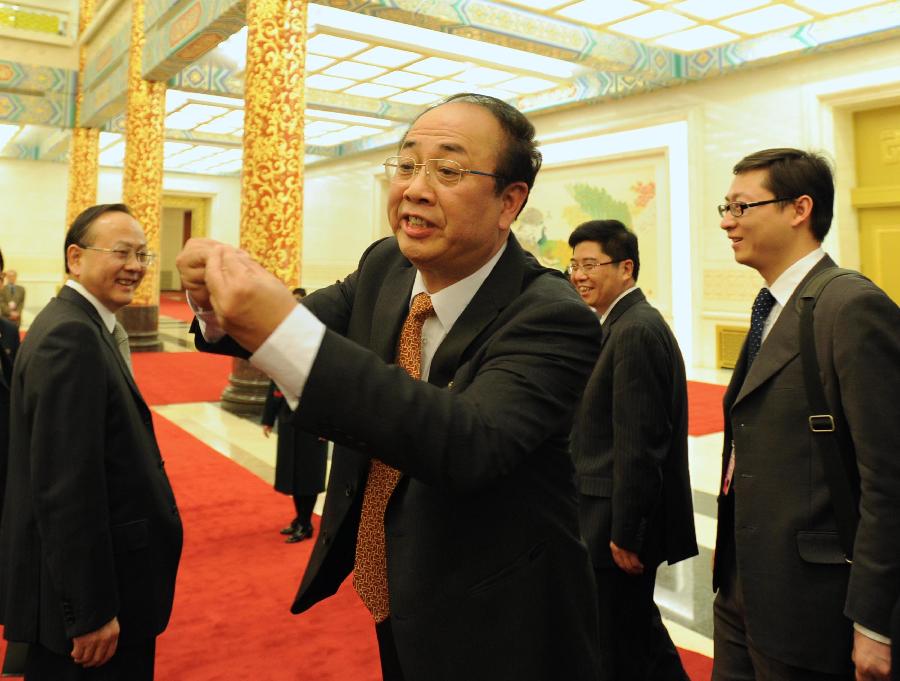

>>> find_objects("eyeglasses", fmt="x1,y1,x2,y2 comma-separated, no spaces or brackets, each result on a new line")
717,197,796,218
567,260,622,275
81,246,156,266
384,156,503,187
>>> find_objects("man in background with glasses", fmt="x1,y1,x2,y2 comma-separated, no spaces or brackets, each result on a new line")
568,219,696,681
0,204,182,680
177,93,602,680
712,149,900,681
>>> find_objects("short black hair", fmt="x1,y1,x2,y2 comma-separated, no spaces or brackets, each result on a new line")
733,148,834,241
403,93,542,214
64,203,133,273
568,219,640,282
292,287,307,297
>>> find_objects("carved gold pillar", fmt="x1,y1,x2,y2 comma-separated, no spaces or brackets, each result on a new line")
65,0,99,229
220,0,307,415
119,0,166,351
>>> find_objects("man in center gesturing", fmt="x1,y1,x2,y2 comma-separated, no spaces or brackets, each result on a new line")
176,93,603,680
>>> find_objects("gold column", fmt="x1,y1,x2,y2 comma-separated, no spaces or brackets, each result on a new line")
119,0,166,351
220,0,307,415
65,0,99,229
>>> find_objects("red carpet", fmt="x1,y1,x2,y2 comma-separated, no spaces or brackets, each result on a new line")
687,381,726,436
159,291,196,323
153,414,380,681
132,352,232,404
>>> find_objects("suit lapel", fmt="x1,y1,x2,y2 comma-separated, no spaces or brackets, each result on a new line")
601,289,644,350
370,260,416,363
58,286,147,406
732,255,836,408
427,236,527,388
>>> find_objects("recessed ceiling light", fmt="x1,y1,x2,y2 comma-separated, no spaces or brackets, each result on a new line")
610,9,696,38
323,61,388,80
305,121,346,138
305,109,395,127
345,83,402,98
99,131,122,149
355,46,423,67
721,4,812,34
794,0,882,12
453,66,514,86
655,24,741,50
406,57,465,77
501,76,559,94
306,74,356,91
503,0,570,9
418,79,471,96
165,104,230,130
556,0,648,25
389,90,440,105
164,142,193,157
672,0,768,20
306,54,335,72
374,71,432,88
306,33,368,58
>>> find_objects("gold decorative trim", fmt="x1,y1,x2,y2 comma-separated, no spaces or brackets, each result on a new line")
239,0,307,287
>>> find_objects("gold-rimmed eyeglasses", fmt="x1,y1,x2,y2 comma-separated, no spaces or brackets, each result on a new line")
81,246,156,266
384,156,503,187
567,259,623,275
717,197,796,218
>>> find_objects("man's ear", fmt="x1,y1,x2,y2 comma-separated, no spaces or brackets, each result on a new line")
498,182,529,231
620,258,635,281
66,244,83,277
791,195,813,227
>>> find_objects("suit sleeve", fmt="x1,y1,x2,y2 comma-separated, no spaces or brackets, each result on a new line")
295,295,600,494
836,287,900,635
609,322,674,553
24,320,118,638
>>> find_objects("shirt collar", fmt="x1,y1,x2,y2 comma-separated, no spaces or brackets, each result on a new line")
599,285,638,325
767,247,826,308
65,279,117,333
410,241,507,331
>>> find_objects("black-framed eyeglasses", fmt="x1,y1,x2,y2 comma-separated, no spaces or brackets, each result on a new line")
384,156,503,187
567,259,623,275
80,246,156,266
717,197,796,218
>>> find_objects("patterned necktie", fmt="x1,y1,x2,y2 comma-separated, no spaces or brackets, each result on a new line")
746,287,776,368
354,292,435,623
113,321,134,376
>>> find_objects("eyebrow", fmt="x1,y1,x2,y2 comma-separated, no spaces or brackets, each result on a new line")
400,139,467,156
111,240,148,249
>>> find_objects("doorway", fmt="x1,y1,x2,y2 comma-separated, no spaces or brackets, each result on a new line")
160,195,210,292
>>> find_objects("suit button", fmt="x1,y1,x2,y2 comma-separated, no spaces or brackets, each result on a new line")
344,484,353,497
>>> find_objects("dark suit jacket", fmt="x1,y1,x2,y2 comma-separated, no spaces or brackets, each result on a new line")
0,286,183,653
0,317,19,521
197,235,603,680
713,255,900,673
570,289,697,570
261,382,327,496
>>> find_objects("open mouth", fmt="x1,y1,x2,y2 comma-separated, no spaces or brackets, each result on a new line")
402,214,436,237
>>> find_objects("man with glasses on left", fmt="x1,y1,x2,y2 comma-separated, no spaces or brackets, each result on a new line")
0,204,182,680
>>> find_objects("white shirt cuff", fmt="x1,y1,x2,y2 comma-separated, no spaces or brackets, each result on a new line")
854,622,891,645
250,303,325,411
186,291,225,343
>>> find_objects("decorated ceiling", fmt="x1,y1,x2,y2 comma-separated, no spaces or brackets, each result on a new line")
0,0,898,174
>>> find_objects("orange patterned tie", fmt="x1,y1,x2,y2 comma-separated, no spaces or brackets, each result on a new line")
353,292,434,622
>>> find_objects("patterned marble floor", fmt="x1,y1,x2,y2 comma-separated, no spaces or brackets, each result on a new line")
154,315,728,659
